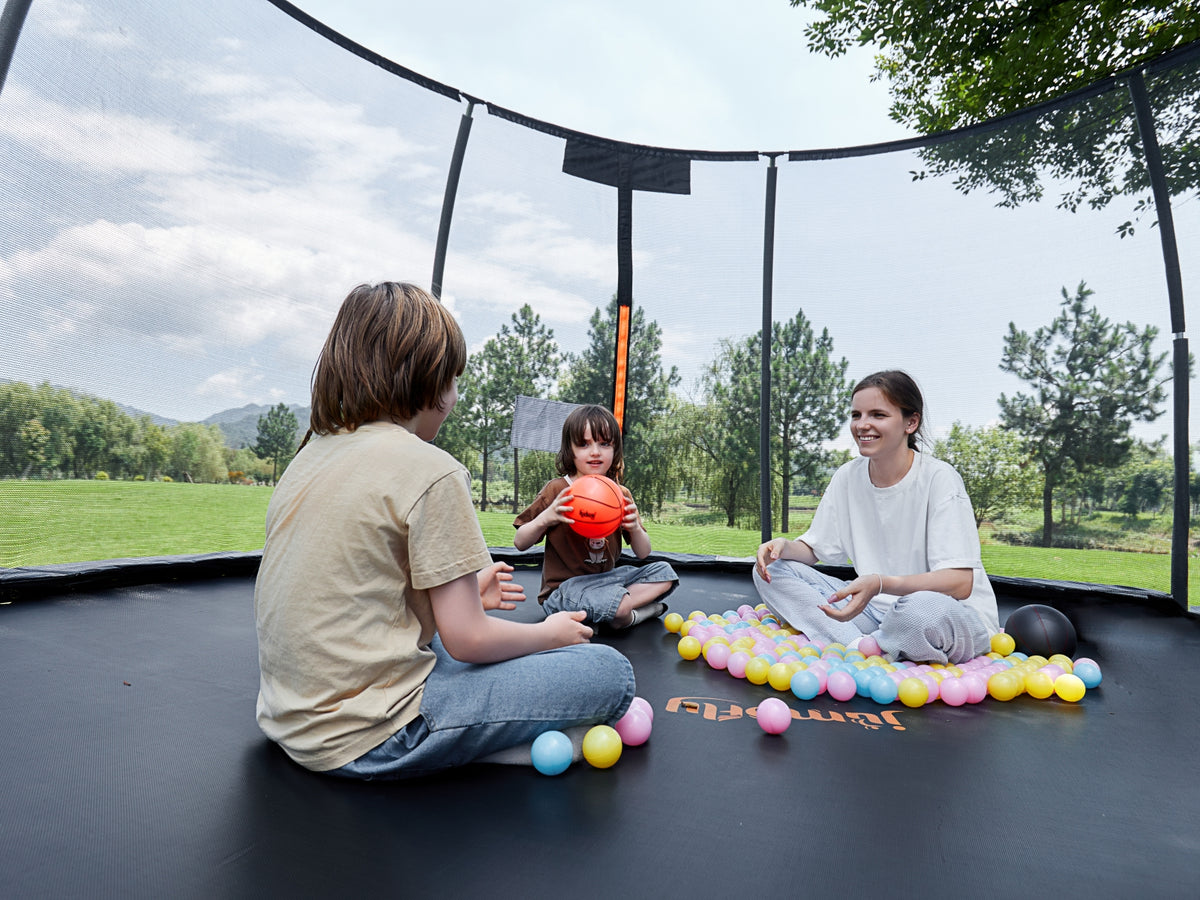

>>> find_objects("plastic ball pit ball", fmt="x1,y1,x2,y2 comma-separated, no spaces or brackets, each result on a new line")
582,725,623,769
990,632,1016,656
790,668,821,700
1003,604,1077,658
755,697,792,734
564,475,624,539
1054,673,1086,702
897,677,929,708
826,670,858,702
677,636,702,660
614,706,652,746
629,696,654,721
663,612,684,633
531,731,574,776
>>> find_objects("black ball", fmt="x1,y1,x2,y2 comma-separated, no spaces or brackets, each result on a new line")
1003,604,1077,657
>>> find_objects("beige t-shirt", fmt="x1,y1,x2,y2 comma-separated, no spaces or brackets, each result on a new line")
254,421,492,771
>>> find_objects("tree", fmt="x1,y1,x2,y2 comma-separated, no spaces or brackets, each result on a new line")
705,314,849,532
998,282,1168,546
559,297,680,515
253,403,299,484
455,305,560,510
933,423,1040,527
789,1,1200,227
764,312,850,531
168,423,228,483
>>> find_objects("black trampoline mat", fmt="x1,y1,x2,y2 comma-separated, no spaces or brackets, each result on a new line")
3,565,1199,898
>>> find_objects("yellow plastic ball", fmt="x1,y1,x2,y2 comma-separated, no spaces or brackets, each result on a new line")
663,612,684,633
679,620,695,637
745,657,772,685
1024,670,1056,700
581,725,623,769
1049,654,1074,673
677,636,702,661
991,632,1016,656
768,662,794,692
897,677,929,708
1054,673,1086,702
988,671,1022,702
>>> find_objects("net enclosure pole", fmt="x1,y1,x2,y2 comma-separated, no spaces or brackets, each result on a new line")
612,156,633,431
0,0,33,98
760,155,779,544
431,100,475,299
1128,71,1189,611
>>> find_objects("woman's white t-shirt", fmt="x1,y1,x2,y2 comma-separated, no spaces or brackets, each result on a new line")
799,451,1000,633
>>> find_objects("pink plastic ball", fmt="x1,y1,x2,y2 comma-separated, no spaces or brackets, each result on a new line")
705,643,731,670
726,651,751,679
858,635,883,658
827,670,858,702
755,697,793,734
629,696,654,722
962,673,989,704
613,706,653,746
919,674,940,703
939,676,969,706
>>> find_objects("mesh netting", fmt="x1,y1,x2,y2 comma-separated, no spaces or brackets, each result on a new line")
1,0,1195,603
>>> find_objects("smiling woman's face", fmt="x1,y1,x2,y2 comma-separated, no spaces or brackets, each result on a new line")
849,386,917,460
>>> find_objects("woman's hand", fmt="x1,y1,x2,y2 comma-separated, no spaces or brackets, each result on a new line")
820,573,882,622
755,538,789,581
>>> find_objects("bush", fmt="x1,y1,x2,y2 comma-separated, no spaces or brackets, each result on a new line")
94,471,109,480
162,476,173,483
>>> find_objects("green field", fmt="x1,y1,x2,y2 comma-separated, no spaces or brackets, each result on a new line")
3,480,1195,607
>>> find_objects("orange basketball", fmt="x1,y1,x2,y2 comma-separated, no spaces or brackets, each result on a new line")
566,475,625,539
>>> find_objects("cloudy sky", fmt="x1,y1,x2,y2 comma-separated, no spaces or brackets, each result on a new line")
0,0,1192,446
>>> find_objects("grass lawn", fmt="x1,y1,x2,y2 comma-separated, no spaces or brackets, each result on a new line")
0,479,273,566
3,481,1195,607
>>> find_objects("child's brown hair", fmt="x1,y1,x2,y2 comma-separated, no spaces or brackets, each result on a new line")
555,404,624,482
308,282,465,436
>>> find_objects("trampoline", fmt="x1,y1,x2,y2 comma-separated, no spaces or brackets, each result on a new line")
3,556,1199,898
3,2,1200,896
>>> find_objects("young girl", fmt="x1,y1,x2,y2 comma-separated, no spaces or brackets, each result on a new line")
254,283,634,779
514,404,678,630
753,370,999,664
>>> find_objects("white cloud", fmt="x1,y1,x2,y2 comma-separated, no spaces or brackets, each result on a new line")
33,0,134,48
0,86,215,176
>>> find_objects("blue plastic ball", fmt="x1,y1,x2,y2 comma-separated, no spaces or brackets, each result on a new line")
531,730,574,776
1073,660,1103,689
854,667,878,697
869,677,899,705
790,668,821,701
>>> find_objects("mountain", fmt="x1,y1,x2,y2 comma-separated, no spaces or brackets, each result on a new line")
206,404,310,449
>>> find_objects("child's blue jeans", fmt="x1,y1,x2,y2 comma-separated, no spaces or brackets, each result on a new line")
330,635,634,779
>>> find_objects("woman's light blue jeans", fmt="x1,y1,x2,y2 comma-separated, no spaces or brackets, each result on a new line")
330,636,634,780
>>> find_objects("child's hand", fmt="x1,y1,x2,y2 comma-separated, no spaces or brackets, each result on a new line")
543,609,593,645
542,485,575,527
477,561,526,611
621,492,643,532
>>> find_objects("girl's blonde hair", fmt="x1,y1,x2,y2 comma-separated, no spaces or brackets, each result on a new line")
555,404,624,482
308,282,465,436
